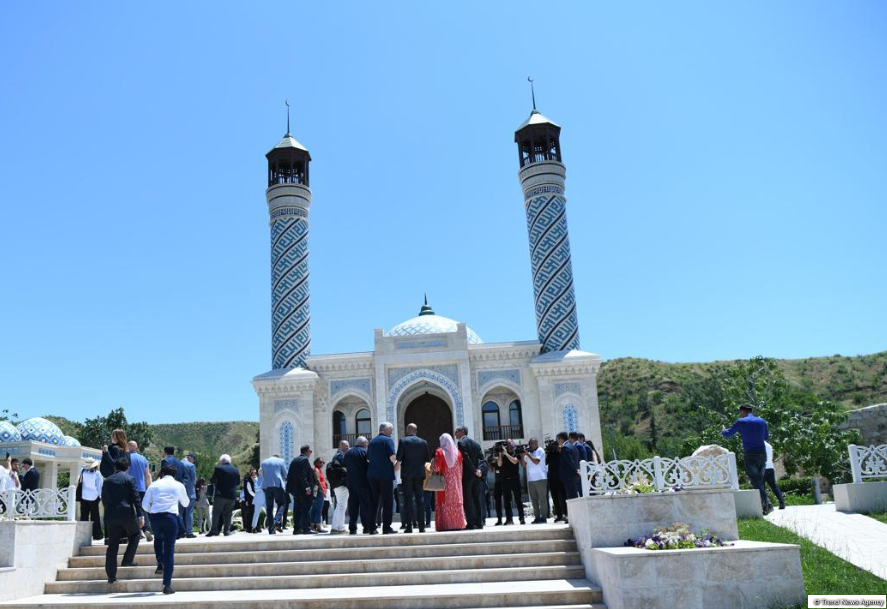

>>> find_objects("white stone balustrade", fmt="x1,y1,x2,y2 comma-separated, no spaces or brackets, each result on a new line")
0,486,76,521
835,444,887,513
848,444,887,483
580,453,739,496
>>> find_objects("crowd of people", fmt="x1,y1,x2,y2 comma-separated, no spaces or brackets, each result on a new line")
2,410,789,595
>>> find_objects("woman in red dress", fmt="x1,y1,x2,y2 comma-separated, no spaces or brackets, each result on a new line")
432,433,467,531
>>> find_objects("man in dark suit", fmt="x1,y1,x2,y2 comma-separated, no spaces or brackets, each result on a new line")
343,436,372,535
455,425,485,529
161,446,180,472
19,458,39,492
207,454,240,536
101,457,143,584
557,432,581,503
570,432,588,463
179,453,198,538
286,445,316,535
367,423,397,534
396,423,430,533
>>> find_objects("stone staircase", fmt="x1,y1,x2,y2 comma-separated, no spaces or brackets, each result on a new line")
1,524,604,608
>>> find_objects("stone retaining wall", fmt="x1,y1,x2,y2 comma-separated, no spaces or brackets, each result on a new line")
0,521,92,602
840,403,887,445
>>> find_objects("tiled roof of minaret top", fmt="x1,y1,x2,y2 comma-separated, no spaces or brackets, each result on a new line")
515,109,560,130
270,133,310,154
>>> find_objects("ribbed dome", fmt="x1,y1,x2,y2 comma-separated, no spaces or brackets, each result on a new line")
0,421,22,443
17,417,66,446
387,299,482,344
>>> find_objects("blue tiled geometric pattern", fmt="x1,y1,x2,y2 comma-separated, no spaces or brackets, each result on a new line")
274,399,299,414
525,193,581,353
477,369,522,389
330,378,372,398
63,435,81,446
16,417,66,445
271,214,311,369
280,421,295,465
562,404,579,433
387,369,464,430
554,382,582,398
388,365,459,388
0,421,22,443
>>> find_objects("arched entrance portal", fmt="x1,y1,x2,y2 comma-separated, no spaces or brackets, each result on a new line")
403,393,453,452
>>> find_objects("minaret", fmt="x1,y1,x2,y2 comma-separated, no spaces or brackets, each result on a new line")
266,110,312,369
515,96,581,353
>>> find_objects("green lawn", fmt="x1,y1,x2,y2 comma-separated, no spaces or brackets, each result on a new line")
738,518,887,595
865,512,887,525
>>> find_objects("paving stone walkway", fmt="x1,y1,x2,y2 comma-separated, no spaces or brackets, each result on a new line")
765,503,887,581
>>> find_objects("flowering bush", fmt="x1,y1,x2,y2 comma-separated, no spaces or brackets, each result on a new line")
625,522,732,550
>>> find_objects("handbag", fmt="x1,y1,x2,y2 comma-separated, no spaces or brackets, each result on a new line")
424,472,446,492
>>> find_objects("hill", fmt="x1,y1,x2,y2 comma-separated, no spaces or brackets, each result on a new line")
39,351,886,466
596,350,887,458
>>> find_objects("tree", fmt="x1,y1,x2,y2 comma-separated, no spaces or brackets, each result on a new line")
79,407,153,450
680,357,859,493
0,408,19,423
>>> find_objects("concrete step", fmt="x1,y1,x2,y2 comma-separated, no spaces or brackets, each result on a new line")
70,538,577,568
58,551,580,581
1,579,603,608
76,526,574,557
45,565,587,594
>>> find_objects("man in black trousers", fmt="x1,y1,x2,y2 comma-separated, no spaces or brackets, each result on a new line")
557,432,581,504
396,423,430,533
286,445,317,535
455,425,485,530
102,457,143,584
207,454,240,536
344,436,372,535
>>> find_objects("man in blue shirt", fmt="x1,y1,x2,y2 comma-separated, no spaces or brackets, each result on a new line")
179,454,198,538
127,441,153,540
367,422,397,535
259,454,288,535
722,404,772,515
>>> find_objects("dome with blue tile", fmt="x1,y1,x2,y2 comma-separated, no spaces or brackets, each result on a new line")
387,298,482,345
0,421,22,443
16,417,66,446
63,435,81,446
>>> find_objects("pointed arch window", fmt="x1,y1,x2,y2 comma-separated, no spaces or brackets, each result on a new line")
332,411,347,446
356,408,372,437
509,400,524,439
482,401,501,441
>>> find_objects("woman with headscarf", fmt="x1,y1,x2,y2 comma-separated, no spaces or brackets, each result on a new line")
431,433,467,531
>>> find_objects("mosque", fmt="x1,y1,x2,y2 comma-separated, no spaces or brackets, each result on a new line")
252,101,604,464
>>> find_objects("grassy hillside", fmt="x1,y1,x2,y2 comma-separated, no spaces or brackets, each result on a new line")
39,351,886,467
596,351,887,458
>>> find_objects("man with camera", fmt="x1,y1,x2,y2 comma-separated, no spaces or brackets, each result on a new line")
495,439,526,525
522,438,548,523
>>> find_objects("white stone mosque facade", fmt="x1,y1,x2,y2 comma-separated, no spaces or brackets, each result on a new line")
253,104,604,464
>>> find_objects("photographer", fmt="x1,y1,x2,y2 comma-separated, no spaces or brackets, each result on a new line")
495,439,525,525
523,438,548,523
545,439,567,522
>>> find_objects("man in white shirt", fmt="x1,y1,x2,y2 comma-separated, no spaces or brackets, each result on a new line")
78,458,104,540
142,465,190,595
763,441,785,510
523,438,549,523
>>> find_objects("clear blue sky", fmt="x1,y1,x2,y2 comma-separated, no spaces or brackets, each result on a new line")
1,2,884,424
